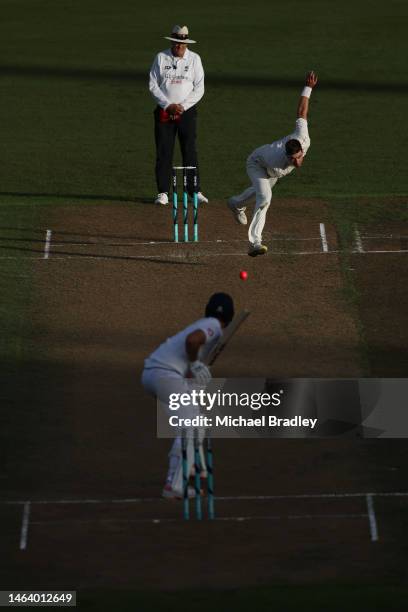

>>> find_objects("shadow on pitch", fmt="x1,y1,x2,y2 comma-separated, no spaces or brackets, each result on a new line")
0,190,153,205
0,227,170,243
0,243,203,266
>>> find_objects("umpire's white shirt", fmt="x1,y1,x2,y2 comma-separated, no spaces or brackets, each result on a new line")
149,48,205,111
144,317,222,377
251,118,311,178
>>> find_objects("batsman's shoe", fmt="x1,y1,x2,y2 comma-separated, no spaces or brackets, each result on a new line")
248,243,268,257
228,198,247,225
197,192,209,204
155,192,169,206
162,484,199,500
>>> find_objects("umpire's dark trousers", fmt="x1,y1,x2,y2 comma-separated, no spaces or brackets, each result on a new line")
154,105,200,195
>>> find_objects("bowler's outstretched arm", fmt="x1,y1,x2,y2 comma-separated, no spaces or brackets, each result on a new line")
297,71,318,119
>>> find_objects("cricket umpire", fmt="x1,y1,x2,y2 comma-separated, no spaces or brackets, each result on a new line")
149,25,208,206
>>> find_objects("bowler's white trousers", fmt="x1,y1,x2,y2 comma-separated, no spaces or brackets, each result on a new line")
232,156,278,245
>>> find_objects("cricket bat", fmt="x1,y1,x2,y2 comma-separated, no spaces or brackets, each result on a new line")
204,310,250,366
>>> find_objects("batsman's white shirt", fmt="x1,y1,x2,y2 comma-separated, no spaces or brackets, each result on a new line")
144,317,222,377
251,118,310,178
149,48,205,111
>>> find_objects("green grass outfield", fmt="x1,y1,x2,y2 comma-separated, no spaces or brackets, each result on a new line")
1,0,408,605
1,0,407,201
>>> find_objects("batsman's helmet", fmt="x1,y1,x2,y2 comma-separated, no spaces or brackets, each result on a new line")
205,293,234,325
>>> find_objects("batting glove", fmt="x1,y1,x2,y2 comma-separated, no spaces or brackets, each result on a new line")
189,361,212,385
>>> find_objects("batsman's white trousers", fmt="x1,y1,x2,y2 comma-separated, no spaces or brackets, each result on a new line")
233,156,278,245
141,367,202,492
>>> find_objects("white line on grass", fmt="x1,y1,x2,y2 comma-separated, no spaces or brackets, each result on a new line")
43,229,52,259
319,223,329,252
19,501,30,550
366,494,379,542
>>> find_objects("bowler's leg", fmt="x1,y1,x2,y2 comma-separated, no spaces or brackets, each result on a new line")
229,185,256,209
247,160,277,254
227,155,257,225
247,184,271,246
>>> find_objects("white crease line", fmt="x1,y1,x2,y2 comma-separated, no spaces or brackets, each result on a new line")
19,501,30,550
354,249,408,254
3,491,408,506
43,229,52,259
366,494,379,542
29,513,367,527
319,223,329,252
361,234,408,240
216,492,382,501
354,228,364,253
2,250,408,262
214,513,367,521
0,251,336,261
47,237,322,247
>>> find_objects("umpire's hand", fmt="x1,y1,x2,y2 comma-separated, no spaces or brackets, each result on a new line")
166,103,185,116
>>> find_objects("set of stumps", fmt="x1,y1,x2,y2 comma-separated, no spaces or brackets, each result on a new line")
181,429,215,520
172,166,199,243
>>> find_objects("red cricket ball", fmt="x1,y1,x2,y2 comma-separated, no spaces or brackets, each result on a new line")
239,270,248,281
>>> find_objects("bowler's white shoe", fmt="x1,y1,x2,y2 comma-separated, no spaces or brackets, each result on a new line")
228,198,247,225
196,192,208,204
162,484,197,499
248,243,268,257
155,192,169,206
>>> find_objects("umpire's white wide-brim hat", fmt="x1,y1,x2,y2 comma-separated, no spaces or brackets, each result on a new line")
164,25,196,44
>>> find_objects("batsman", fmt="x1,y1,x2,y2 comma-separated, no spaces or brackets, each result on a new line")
228,71,318,257
141,293,235,499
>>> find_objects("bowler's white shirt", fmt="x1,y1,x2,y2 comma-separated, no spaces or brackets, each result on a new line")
149,48,205,111
251,118,311,178
144,317,222,376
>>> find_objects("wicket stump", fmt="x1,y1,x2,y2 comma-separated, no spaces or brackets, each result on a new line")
182,428,214,521
172,166,199,243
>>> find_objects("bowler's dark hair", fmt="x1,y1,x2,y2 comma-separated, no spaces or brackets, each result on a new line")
285,139,302,156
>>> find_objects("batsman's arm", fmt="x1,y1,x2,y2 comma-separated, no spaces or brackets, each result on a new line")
185,329,207,363
297,71,318,119
185,329,212,382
